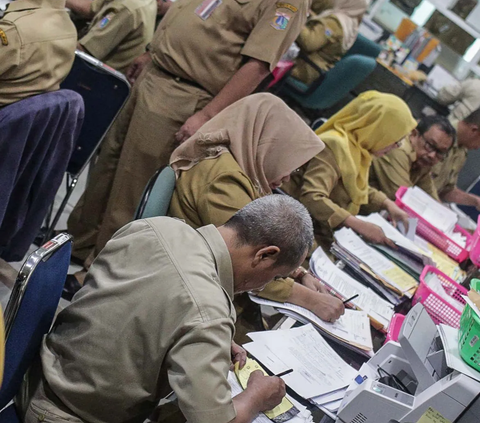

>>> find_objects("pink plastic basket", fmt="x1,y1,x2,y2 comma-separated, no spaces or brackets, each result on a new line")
385,313,405,343
469,216,480,266
395,186,472,262
412,266,468,328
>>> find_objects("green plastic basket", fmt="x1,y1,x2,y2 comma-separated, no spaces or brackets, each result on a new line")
458,280,480,372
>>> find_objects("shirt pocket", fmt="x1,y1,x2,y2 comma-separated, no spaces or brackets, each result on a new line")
210,0,251,27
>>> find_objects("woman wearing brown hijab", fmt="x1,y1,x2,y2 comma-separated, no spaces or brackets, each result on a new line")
169,93,345,328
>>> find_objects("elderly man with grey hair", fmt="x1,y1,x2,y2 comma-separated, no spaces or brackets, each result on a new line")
18,195,314,423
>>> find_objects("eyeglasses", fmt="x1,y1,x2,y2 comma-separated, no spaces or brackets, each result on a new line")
420,134,450,160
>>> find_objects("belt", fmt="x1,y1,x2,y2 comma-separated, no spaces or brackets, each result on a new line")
156,66,207,93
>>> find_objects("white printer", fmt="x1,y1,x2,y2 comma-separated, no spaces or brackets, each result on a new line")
336,303,480,423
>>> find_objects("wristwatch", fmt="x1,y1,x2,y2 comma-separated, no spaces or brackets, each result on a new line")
290,266,308,282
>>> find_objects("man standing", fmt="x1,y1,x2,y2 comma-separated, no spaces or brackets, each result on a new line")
432,108,480,209
18,195,313,423
66,0,157,74
67,0,310,269
0,0,77,107
369,115,455,200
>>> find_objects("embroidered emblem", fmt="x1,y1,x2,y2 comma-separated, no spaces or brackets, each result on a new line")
99,13,113,28
325,28,332,37
0,29,8,46
276,2,298,13
271,11,291,31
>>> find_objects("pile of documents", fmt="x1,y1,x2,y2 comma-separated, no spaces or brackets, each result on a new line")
249,295,374,356
309,247,394,331
423,272,465,312
244,324,358,414
401,186,467,247
332,227,419,304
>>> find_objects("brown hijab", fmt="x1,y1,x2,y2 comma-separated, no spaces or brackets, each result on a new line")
170,93,325,195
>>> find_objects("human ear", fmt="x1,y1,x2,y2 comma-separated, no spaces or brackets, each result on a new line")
252,246,280,267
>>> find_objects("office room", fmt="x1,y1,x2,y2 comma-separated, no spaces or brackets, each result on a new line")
2,0,480,422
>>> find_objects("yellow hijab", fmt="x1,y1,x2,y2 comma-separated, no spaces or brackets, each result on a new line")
316,91,417,209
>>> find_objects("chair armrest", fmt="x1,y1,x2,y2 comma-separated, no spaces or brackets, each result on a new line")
287,52,327,96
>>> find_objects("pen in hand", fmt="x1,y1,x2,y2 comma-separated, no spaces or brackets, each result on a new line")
343,294,359,304
275,369,293,377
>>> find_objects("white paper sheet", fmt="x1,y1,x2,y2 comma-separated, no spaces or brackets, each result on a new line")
244,325,358,398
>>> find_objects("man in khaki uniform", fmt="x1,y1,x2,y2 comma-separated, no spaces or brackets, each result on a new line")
0,0,77,107
67,0,310,271
437,78,480,121
432,109,480,209
66,0,157,74
18,196,313,423
369,115,455,201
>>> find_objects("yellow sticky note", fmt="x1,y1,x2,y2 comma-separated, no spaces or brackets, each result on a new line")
234,358,294,419
417,407,452,423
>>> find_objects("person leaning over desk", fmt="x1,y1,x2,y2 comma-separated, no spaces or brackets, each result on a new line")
437,78,480,122
66,0,310,281
431,108,480,210
168,93,345,329
281,91,416,253
291,0,368,85
369,115,456,202
17,195,314,423
66,0,157,74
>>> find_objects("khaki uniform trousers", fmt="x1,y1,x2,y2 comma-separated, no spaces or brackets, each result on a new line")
67,62,212,263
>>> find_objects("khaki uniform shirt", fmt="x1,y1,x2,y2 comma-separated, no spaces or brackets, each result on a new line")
437,78,480,121
79,0,156,74
291,15,344,85
369,136,440,201
0,0,77,107
38,218,237,423
282,148,388,251
151,0,309,95
432,145,468,197
169,153,294,302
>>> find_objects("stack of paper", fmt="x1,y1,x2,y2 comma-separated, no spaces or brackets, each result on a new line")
423,272,465,312
401,187,466,247
249,295,373,356
333,228,419,301
309,247,394,330
244,324,358,400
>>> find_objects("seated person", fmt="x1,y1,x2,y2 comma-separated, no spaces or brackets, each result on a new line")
281,91,415,252
17,196,311,423
437,78,480,121
291,0,368,85
66,0,157,74
169,93,344,325
369,115,456,201
0,0,77,107
432,108,480,210
155,0,171,27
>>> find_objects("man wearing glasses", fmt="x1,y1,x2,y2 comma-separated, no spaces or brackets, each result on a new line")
368,115,455,201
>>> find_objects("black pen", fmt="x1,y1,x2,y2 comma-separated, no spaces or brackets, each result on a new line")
343,294,359,304
275,369,293,377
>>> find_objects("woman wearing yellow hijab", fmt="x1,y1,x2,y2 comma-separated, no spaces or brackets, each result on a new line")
282,91,417,252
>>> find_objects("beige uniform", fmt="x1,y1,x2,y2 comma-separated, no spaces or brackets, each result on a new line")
282,148,388,251
369,136,440,201
68,0,309,264
432,145,468,197
291,15,345,84
18,218,237,423
437,79,480,121
79,0,157,74
0,0,77,107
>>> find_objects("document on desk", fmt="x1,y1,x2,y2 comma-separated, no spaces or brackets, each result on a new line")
249,295,373,351
334,228,418,295
244,324,358,399
309,247,394,329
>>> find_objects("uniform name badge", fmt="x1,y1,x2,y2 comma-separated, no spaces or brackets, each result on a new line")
271,11,291,31
195,0,222,20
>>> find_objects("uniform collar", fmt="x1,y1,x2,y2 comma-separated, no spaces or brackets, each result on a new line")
197,225,234,300
6,0,66,13
404,135,417,162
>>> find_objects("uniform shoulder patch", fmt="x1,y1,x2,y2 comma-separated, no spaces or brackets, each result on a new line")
271,11,291,31
276,2,298,13
0,29,8,46
325,27,332,37
99,13,114,29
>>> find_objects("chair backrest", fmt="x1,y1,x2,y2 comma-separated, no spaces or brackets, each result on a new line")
61,50,130,176
286,55,377,110
135,166,177,220
345,34,382,59
0,234,72,409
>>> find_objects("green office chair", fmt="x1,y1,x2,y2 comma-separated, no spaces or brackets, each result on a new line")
134,165,176,220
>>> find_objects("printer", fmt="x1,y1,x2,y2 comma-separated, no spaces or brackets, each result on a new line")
336,303,480,423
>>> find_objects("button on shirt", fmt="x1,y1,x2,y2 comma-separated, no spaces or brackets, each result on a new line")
151,0,309,95
0,0,77,106
40,218,237,423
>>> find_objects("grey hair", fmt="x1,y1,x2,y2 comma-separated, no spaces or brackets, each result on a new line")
224,195,314,267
